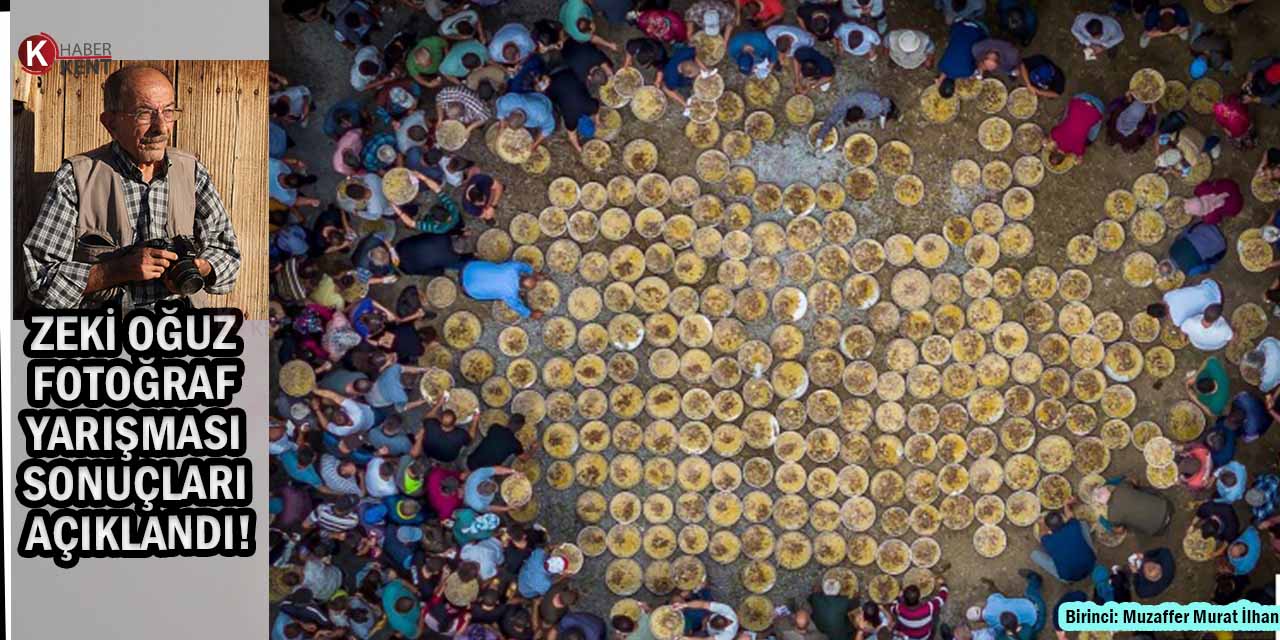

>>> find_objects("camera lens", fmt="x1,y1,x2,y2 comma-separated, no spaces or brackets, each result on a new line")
170,259,204,295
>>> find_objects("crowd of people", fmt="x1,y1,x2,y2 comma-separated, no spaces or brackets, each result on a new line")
269,0,1280,639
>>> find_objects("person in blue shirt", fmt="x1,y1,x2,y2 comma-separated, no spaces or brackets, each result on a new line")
280,447,324,488
496,92,557,148
1226,527,1261,575
460,260,544,318
462,465,517,513
993,581,1045,639
518,547,568,597
1205,425,1237,468
1141,3,1190,48
728,31,778,78
384,496,429,525
792,46,835,94
1031,506,1096,582
1215,461,1247,503
381,578,425,639
657,44,700,105
935,19,989,97
1221,391,1274,443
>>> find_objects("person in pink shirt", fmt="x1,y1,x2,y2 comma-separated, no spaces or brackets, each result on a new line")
629,8,689,44
1046,93,1105,164
333,128,365,176
1214,93,1257,148
1187,179,1244,225
426,466,464,519
1177,442,1215,494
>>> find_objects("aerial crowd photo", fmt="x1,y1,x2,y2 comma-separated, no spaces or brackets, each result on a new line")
266,0,1280,639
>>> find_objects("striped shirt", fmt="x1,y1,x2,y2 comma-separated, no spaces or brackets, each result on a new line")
320,454,363,496
891,585,949,639
305,503,360,534
23,142,240,309
436,85,493,125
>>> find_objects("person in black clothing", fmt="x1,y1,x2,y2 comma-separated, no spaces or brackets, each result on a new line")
1128,547,1175,598
502,605,537,640
623,36,669,70
560,39,615,87
420,399,480,463
1213,573,1249,604
536,68,600,152
792,46,835,94
470,588,510,626
1193,499,1240,542
1019,53,1065,99
797,3,845,41
467,414,529,470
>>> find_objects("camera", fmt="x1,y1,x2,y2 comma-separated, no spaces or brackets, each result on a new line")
144,234,206,295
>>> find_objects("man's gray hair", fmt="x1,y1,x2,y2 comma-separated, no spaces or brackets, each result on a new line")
102,66,174,112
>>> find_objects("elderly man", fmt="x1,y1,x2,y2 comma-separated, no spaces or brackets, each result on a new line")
23,66,240,310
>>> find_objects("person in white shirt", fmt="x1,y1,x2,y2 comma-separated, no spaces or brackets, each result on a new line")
1071,13,1124,59
834,22,881,60
1151,279,1222,326
886,29,936,70
1243,337,1280,393
1181,304,1234,351
766,24,816,60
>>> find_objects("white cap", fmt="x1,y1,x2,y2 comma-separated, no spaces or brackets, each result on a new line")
753,59,772,79
546,555,567,574
704,11,722,37
966,606,983,623
822,579,842,596
1262,225,1280,243
898,31,922,54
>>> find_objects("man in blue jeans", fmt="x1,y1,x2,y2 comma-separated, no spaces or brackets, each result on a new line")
1031,504,1096,582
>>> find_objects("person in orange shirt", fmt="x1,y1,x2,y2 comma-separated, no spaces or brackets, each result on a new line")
738,0,783,28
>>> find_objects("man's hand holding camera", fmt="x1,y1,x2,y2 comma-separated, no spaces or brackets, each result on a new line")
86,238,212,297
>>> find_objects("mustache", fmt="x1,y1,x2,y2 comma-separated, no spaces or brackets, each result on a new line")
140,134,169,144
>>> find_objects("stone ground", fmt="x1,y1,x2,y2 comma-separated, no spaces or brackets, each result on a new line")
271,0,1280,631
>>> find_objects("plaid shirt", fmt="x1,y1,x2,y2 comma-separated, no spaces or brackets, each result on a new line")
437,85,493,125
22,143,241,309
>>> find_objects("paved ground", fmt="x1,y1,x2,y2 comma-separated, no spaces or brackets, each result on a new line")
271,0,1280,630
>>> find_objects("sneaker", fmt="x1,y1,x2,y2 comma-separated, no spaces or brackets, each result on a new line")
1139,33,1151,48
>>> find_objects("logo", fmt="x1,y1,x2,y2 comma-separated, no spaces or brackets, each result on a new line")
18,33,113,77
18,33,56,75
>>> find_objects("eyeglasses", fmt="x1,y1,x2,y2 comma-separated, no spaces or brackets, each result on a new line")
117,107,183,124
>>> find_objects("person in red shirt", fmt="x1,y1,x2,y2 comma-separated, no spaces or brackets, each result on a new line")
1177,442,1215,494
629,8,690,43
1186,179,1244,225
426,466,464,519
1214,93,1257,148
739,0,783,28
1046,93,1105,164
890,579,949,639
